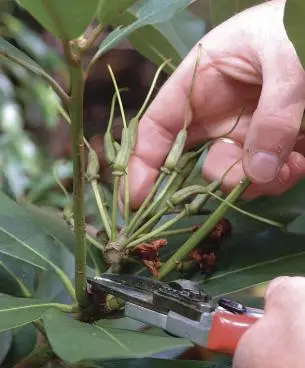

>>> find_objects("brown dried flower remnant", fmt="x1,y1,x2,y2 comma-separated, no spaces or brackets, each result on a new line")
190,218,232,273
131,239,167,277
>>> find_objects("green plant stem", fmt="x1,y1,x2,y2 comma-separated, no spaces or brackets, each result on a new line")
49,302,76,313
111,176,120,241
128,206,169,242
82,24,104,54
136,59,170,119
52,164,69,199
124,170,129,226
146,172,178,214
91,180,112,238
126,172,166,234
68,61,86,306
13,343,54,368
107,65,127,129
86,233,104,250
157,178,250,280
127,115,208,237
157,226,197,238
53,264,77,301
0,52,70,106
56,102,91,150
127,211,186,249
206,190,285,229
87,245,104,276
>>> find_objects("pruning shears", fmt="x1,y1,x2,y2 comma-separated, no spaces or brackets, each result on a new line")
86,274,264,355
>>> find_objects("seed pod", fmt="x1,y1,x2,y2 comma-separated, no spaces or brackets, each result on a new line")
186,181,220,215
162,129,188,174
113,127,131,175
114,141,121,154
129,116,139,149
86,149,100,181
153,156,197,214
168,185,207,207
175,151,197,173
104,131,116,165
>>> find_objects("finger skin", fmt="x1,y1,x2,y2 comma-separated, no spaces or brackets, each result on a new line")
126,0,305,209
233,277,305,368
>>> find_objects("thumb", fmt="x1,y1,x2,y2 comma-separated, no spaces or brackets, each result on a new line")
264,276,305,314
243,44,305,184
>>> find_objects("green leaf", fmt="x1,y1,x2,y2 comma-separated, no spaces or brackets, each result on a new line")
43,309,192,363
95,0,193,65
0,37,58,84
0,191,75,301
210,0,262,27
120,8,205,70
2,13,65,72
0,295,64,332
0,191,71,268
287,214,305,234
0,253,36,297
92,359,230,368
95,317,147,332
195,228,305,297
284,0,305,70
97,0,139,24
0,330,12,365
23,202,104,275
2,324,37,367
228,178,305,235
23,204,76,255
18,0,99,40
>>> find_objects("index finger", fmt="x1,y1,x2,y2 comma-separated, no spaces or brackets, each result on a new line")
125,58,193,209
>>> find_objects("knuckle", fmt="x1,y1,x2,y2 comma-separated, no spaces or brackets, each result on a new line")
143,113,176,144
262,113,297,135
249,111,299,156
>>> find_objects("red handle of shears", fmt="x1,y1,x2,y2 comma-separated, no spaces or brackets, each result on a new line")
207,310,260,355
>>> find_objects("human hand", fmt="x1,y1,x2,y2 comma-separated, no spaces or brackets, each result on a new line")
125,0,305,209
233,276,305,368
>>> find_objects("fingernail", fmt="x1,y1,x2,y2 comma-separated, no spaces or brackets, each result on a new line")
248,151,280,182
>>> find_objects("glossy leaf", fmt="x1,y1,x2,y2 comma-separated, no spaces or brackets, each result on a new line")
0,191,75,299
18,0,99,40
20,205,76,304
284,0,305,69
191,228,305,298
2,324,37,367
23,203,75,254
95,317,148,332
118,8,205,70
95,0,192,63
24,201,104,274
0,37,58,84
93,359,230,368
0,295,59,332
0,253,36,297
43,309,192,363
0,330,12,365
287,214,305,234
210,0,262,27
97,0,139,24
2,13,64,72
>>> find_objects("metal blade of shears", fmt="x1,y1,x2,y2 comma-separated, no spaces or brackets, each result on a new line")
86,274,164,310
